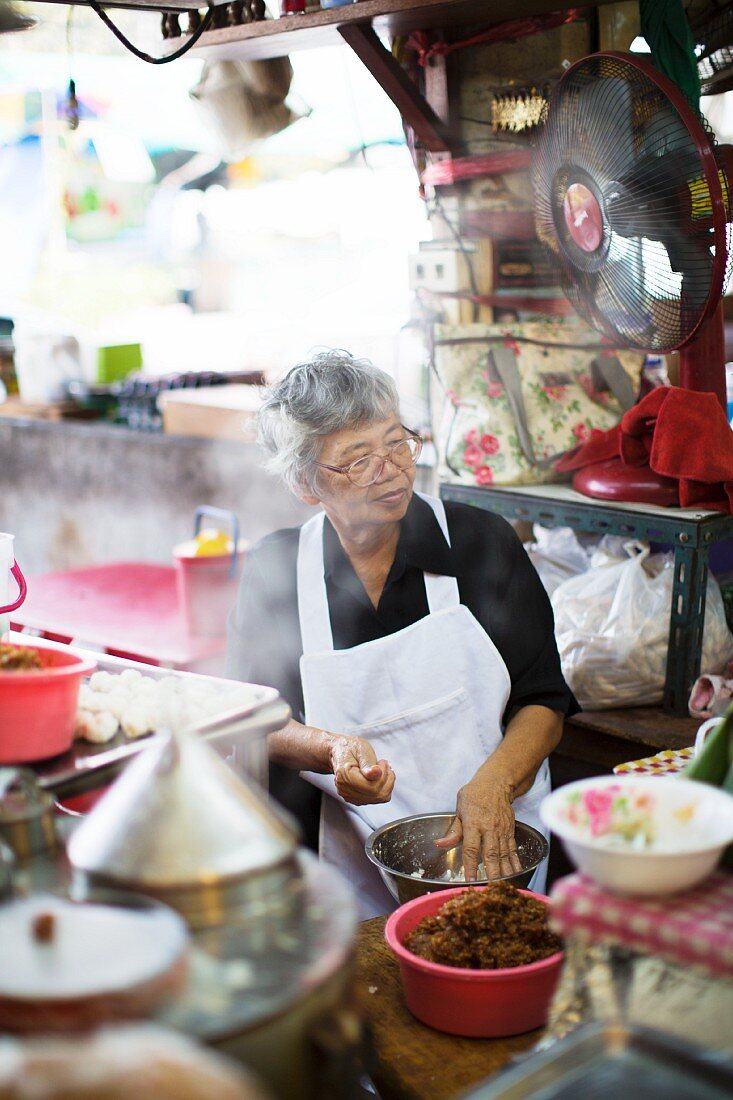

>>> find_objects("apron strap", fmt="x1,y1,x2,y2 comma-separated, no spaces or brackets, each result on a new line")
296,494,460,656
297,511,333,656
418,493,460,614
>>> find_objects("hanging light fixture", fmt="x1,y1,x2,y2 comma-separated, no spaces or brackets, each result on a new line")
0,2,38,33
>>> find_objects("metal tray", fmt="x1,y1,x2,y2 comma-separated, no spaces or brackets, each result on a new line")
19,644,290,797
462,1024,733,1100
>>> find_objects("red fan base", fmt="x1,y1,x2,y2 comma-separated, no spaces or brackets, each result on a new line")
573,461,680,506
572,307,726,508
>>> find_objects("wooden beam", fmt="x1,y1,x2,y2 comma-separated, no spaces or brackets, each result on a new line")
338,23,454,153
422,32,450,124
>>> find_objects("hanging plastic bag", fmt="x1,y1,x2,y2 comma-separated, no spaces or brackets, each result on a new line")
552,543,733,709
190,59,303,162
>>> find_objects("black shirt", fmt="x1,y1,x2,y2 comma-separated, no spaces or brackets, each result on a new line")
227,494,578,847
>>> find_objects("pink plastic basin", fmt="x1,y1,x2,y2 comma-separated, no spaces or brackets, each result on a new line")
384,887,564,1038
0,644,96,763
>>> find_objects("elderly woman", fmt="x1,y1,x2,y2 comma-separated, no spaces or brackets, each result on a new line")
227,350,578,917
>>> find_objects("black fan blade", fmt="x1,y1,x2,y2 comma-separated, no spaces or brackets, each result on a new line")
571,75,636,180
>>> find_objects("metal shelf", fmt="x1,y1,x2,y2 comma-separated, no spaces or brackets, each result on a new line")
440,482,733,715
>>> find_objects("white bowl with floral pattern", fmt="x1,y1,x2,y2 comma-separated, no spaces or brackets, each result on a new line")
540,775,733,895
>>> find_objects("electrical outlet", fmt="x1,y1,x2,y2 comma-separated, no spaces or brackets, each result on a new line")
408,248,470,293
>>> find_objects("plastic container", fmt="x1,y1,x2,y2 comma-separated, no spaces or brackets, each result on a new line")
13,320,82,404
726,362,733,427
384,888,563,1038
174,546,247,637
540,775,733,895
0,644,96,763
173,507,248,638
95,343,142,384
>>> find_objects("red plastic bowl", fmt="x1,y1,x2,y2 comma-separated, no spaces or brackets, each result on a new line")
384,887,563,1038
0,644,96,763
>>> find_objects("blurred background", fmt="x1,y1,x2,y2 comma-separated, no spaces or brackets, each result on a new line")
0,2,429,380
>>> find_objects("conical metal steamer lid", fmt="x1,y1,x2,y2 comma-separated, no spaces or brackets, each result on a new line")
67,729,303,932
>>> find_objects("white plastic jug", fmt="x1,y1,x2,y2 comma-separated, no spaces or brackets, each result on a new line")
0,533,27,640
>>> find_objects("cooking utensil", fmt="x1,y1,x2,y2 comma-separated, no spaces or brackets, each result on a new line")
384,887,563,1038
67,726,303,931
0,890,189,1034
0,840,14,899
461,1022,733,1098
0,767,57,861
365,813,548,904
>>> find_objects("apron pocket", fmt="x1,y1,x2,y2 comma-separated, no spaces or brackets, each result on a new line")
342,688,490,831
342,686,469,738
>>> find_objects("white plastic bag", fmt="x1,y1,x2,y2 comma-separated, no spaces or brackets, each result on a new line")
525,525,592,599
552,543,733,709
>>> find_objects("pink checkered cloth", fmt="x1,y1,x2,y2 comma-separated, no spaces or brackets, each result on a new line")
613,746,694,776
550,872,733,979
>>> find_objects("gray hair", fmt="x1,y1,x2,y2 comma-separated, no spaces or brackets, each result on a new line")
257,349,400,493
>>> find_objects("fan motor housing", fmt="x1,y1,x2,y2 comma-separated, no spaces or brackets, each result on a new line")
552,165,610,274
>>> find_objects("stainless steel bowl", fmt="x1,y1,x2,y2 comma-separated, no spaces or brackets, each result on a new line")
365,812,549,905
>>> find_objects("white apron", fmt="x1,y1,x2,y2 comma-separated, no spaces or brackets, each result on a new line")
298,493,550,918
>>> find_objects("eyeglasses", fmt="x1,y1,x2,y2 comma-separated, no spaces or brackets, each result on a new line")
317,432,422,488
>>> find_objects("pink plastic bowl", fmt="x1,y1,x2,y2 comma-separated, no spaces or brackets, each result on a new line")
384,887,564,1038
0,644,96,763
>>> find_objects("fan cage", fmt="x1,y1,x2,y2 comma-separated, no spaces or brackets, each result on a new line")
532,52,732,353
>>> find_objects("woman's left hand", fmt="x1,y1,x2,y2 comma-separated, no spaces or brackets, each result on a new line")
435,774,522,882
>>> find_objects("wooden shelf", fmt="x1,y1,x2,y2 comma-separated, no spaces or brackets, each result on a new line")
188,0,606,62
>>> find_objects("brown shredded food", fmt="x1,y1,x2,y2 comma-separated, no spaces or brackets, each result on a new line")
404,882,562,970
0,643,43,671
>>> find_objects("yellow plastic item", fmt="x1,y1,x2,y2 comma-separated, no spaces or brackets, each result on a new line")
193,529,233,557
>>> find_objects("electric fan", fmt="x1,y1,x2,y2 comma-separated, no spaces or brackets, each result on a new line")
532,51,733,505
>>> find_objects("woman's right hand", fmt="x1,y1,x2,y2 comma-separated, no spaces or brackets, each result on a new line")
329,734,395,807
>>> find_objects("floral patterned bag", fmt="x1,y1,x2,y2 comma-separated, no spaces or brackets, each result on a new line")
432,320,644,487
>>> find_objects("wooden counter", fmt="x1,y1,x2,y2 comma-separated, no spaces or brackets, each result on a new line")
355,916,541,1100
558,706,699,771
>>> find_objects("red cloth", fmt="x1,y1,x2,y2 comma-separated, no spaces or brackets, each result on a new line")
556,388,733,512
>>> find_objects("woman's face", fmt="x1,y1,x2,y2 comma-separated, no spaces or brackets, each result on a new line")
303,415,417,534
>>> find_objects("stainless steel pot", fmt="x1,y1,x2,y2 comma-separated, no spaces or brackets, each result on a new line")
0,767,57,862
365,812,549,904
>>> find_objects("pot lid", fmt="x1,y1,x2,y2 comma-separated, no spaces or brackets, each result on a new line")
0,894,188,1032
67,728,298,889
